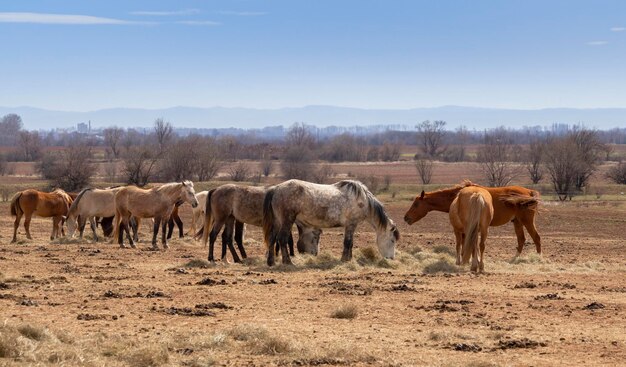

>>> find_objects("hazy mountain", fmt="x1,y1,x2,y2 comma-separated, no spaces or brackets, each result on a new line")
1,105,625,130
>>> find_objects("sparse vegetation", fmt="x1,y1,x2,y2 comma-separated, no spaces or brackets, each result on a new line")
330,304,359,319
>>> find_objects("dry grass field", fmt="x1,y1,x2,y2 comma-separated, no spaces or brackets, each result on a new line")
0,170,625,366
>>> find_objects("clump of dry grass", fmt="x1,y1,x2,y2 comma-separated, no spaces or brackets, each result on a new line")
509,253,547,265
183,259,211,268
17,324,47,341
228,324,296,355
122,345,170,367
432,244,456,256
330,304,359,320
302,252,342,270
423,258,461,274
50,237,84,245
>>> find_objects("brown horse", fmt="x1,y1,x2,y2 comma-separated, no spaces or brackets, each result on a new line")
10,189,73,242
449,186,494,271
202,184,322,263
404,181,541,255
113,181,199,249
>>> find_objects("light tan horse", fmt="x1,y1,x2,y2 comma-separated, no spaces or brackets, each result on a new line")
113,181,199,249
10,189,73,242
449,186,494,272
404,181,541,256
66,187,142,241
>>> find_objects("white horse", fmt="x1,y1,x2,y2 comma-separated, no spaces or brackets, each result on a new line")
263,179,399,266
188,190,208,238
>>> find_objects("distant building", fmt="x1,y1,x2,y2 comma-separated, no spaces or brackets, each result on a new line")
77,121,92,133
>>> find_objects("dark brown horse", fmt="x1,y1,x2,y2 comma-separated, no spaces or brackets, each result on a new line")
10,189,73,242
202,184,322,263
404,181,541,255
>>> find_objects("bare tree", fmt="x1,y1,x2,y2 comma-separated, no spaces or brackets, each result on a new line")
281,145,313,180
229,162,250,182
36,144,97,191
543,136,578,201
17,131,43,161
160,138,197,181
154,118,173,154
571,129,604,191
0,114,23,145
526,139,544,184
103,127,124,159
380,141,401,161
285,122,316,148
195,136,221,181
0,154,7,176
416,120,446,158
606,162,626,184
122,145,159,186
415,158,434,184
478,128,518,186
311,164,334,184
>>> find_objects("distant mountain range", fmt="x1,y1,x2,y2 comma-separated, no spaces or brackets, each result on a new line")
1,105,625,130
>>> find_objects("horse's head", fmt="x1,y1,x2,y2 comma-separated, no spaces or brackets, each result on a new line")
376,219,399,259
65,214,78,238
181,181,199,208
404,190,430,225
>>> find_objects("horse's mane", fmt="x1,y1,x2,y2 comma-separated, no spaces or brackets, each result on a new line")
68,188,92,216
336,180,397,237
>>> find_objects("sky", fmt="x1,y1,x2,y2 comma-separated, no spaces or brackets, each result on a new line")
1,0,625,111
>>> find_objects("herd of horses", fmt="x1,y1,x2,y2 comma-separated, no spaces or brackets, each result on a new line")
8,178,540,272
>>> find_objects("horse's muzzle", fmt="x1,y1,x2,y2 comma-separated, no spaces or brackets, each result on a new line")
403,215,412,225
192,202,198,208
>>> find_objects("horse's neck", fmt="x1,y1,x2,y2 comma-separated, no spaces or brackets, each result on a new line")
157,184,182,204
427,188,461,213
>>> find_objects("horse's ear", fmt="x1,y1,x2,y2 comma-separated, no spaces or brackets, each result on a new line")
182,181,187,186
420,190,425,199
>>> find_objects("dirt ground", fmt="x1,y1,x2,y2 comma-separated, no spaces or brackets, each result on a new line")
0,191,625,366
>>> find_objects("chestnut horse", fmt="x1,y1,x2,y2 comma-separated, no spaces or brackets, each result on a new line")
263,180,399,266
404,181,541,255
113,181,199,249
10,188,73,242
449,186,494,272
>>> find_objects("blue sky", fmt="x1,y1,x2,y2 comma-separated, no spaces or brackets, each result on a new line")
1,0,625,111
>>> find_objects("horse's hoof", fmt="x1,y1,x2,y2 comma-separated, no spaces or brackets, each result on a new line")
341,255,352,262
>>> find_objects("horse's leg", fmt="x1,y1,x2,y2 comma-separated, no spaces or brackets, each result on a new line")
78,216,87,239
478,227,488,273
24,213,33,240
512,217,526,256
266,229,277,266
131,217,140,242
296,223,305,254
12,210,22,243
166,216,174,240
162,219,169,249
90,217,99,242
152,217,161,249
126,218,136,248
522,214,542,255
287,231,295,257
234,220,247,259
221,218,240,263
340,226,356,262
453,229,463,265
51,216,60,240
208,218,225,263
278,225,293,265
175,212,183,238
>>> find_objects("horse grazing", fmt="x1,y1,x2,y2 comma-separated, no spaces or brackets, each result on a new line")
66,187,141,241
403,181,541,255
449,186,494,271
263,180,399,266
113,181,199,249
10,188,73,242
202,184,322,263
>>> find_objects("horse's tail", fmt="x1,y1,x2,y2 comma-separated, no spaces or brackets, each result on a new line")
112,212,122,243
262,188,276,249
201,189,215,246
462,193,484,265
10,192,22,217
